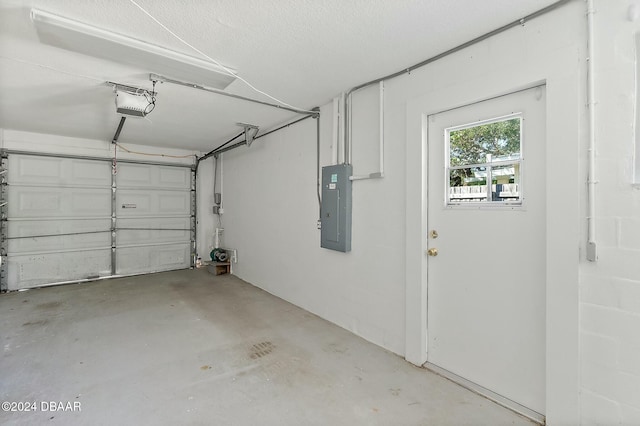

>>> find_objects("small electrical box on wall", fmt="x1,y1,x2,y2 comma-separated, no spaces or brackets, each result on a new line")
321,164,352,252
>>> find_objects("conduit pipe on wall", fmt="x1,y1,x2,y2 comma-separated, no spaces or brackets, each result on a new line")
220,153,224,208
586,0,598,262
379,81,385,176
315,107,322,218
350,81,385,181
332,97,340,165
342,0,573,165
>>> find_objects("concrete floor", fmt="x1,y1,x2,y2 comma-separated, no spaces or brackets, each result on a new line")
0,269,535,426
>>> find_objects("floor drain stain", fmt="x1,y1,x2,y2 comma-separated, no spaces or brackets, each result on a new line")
250,341,275,359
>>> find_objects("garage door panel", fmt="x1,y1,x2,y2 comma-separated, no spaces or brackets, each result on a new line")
7,249,112,290
116,190,190,217
8,219,111,253
4,153,194,290
116,163,191,189
8,187,111,218
117,217,190,245
71,160,111,184
9,155,111,187
158,167,190,188
158,193,190,214
116,244,190,275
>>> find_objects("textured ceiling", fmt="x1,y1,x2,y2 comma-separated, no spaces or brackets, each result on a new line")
0,0,559,151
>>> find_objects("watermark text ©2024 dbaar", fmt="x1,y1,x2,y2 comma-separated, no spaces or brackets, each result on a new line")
2,401,82,412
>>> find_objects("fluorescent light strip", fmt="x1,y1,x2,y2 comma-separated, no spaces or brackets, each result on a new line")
30,9,237,90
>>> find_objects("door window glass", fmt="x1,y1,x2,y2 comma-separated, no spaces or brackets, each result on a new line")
446,115,522,205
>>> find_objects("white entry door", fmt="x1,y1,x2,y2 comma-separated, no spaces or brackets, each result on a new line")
426,86,546,416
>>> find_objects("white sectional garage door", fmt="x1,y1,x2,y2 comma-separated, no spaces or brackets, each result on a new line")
1,152,194,291
115,163,193,276
4,154,112,290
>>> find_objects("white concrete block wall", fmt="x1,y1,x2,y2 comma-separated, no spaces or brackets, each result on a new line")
213,1,640,422
219,2,586,423
219,111,407,355
579,1,640,424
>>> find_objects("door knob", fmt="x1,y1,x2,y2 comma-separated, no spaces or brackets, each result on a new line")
427,248,438,256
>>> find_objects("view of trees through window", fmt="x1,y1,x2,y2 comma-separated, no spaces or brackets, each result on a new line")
447,116,522,203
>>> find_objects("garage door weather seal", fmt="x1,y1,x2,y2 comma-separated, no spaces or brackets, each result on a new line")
2,149,193,169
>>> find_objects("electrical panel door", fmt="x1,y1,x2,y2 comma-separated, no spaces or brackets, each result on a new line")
321,164,352,252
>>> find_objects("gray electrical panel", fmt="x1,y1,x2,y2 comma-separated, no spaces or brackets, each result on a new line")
321,164,352,252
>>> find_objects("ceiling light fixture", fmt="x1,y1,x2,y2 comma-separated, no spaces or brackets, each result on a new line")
30,9,237,90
